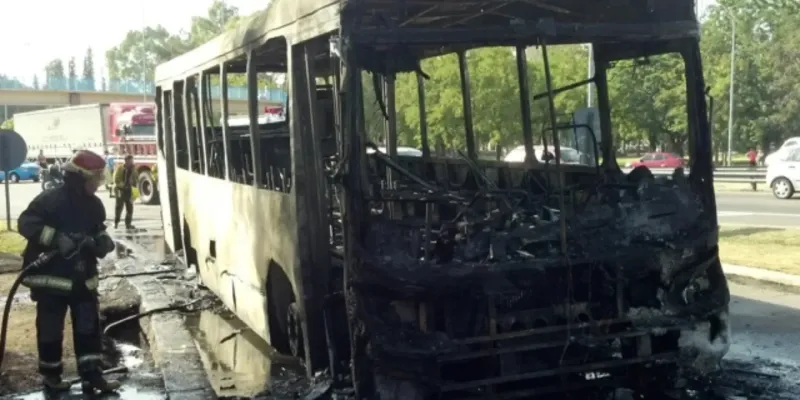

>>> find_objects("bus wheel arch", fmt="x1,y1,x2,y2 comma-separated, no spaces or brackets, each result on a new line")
266,260,295,355
182,219,199,274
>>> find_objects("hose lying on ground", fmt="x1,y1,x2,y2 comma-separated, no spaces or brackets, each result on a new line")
103,297,205,336
65,366,128,384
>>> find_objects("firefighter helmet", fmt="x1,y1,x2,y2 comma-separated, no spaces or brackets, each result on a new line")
64,149,106,184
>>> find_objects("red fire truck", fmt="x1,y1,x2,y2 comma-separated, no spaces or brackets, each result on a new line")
15,102,160,204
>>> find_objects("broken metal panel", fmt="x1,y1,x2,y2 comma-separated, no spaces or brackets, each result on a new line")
384,75,398,187
515,46,535,165
340,37,376,397
343,161,728,396
457,51,477,160
182,78,196,170
593,61,618,172
246,51,263,188
416,74,430,159
198,72,210,176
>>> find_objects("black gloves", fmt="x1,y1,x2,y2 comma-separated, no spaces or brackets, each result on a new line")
93,231,115,258
52,231,114,258
54,233,79,257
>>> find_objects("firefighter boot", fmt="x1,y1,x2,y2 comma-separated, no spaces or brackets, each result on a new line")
42,374,71,397
80,373,121,395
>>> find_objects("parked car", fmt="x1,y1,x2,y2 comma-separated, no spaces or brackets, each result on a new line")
366,146,423,157
764,136,800,167
0,162,41,183
504,145,587,165
766,148,800,199
627,152,686,169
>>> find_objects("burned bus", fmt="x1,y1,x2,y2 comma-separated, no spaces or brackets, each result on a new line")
154,0,730,398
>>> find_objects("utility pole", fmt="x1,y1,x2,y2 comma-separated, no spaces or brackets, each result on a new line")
726,13,736,166
141,5,147,102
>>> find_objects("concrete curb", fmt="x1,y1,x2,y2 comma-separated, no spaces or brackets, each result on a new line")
723,263,800,287
114,240,215,400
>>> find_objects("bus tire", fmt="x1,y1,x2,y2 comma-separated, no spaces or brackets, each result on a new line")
138,170,159,205
286,302,304,358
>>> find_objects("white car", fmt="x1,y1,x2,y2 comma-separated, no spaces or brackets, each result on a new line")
766,148,800,199
764,136,800,167
504,145,586,165
366,146,423,157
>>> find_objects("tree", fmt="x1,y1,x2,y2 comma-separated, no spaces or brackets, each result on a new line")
68,57,77,90
105,0,279,92
83,47,95,90
44,59,65,89
0,75,26,89
33,75,39,90
105,26,190,82
188,0,240,47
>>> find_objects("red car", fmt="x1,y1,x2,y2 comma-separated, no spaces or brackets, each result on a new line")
629,152,686,169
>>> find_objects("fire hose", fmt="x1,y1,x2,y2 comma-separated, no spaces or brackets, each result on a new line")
0,237,92,372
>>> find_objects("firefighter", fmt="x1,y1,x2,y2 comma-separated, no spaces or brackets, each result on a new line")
113,155,136,229
17,149,121,396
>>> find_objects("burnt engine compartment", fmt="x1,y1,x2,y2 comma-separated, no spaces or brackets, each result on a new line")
327,154,730,398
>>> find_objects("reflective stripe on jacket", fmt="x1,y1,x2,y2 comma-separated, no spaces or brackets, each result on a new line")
21,274,99,292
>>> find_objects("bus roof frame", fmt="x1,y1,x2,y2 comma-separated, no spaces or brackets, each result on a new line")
156,0,340,84
156,0,699,84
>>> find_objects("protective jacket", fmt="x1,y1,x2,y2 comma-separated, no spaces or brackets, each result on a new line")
113,165,136,192
18,183,107,298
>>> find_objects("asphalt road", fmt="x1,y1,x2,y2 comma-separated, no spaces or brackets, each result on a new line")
712,280,800,398
0,181,162,234
716,191,800,228
729,280,800,366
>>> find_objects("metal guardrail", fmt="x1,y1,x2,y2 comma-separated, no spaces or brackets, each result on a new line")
0,76,288,103
621,167,767,190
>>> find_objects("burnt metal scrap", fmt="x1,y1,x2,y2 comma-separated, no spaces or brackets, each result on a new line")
343,164,730,398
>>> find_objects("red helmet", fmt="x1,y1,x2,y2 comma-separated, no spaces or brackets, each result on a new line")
64,150,106,184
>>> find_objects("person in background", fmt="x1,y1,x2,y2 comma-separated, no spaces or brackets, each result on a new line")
113,155,136,229
37,150,47,169
746,147,758,167
104,149,116,198
746,147,759,191
17,150,120,396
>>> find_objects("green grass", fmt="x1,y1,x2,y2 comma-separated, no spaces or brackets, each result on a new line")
719,226,800,274
0,220,26,256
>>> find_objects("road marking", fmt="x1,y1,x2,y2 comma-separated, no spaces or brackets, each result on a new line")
718,211,753,217
719,211,800,218
722,223,800,230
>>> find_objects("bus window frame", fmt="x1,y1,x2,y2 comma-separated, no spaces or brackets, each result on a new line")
219,62,233,181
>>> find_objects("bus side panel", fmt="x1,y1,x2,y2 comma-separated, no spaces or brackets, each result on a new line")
179,169,300,344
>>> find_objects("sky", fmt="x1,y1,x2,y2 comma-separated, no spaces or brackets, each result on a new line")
1,0,715,85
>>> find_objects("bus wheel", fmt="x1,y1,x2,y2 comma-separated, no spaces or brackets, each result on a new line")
287,302,305,359
138,170,159,205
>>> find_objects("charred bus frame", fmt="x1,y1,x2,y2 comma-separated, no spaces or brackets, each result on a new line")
154,0,730,398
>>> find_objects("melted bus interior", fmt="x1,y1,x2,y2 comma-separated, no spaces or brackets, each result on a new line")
162,0,729,397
